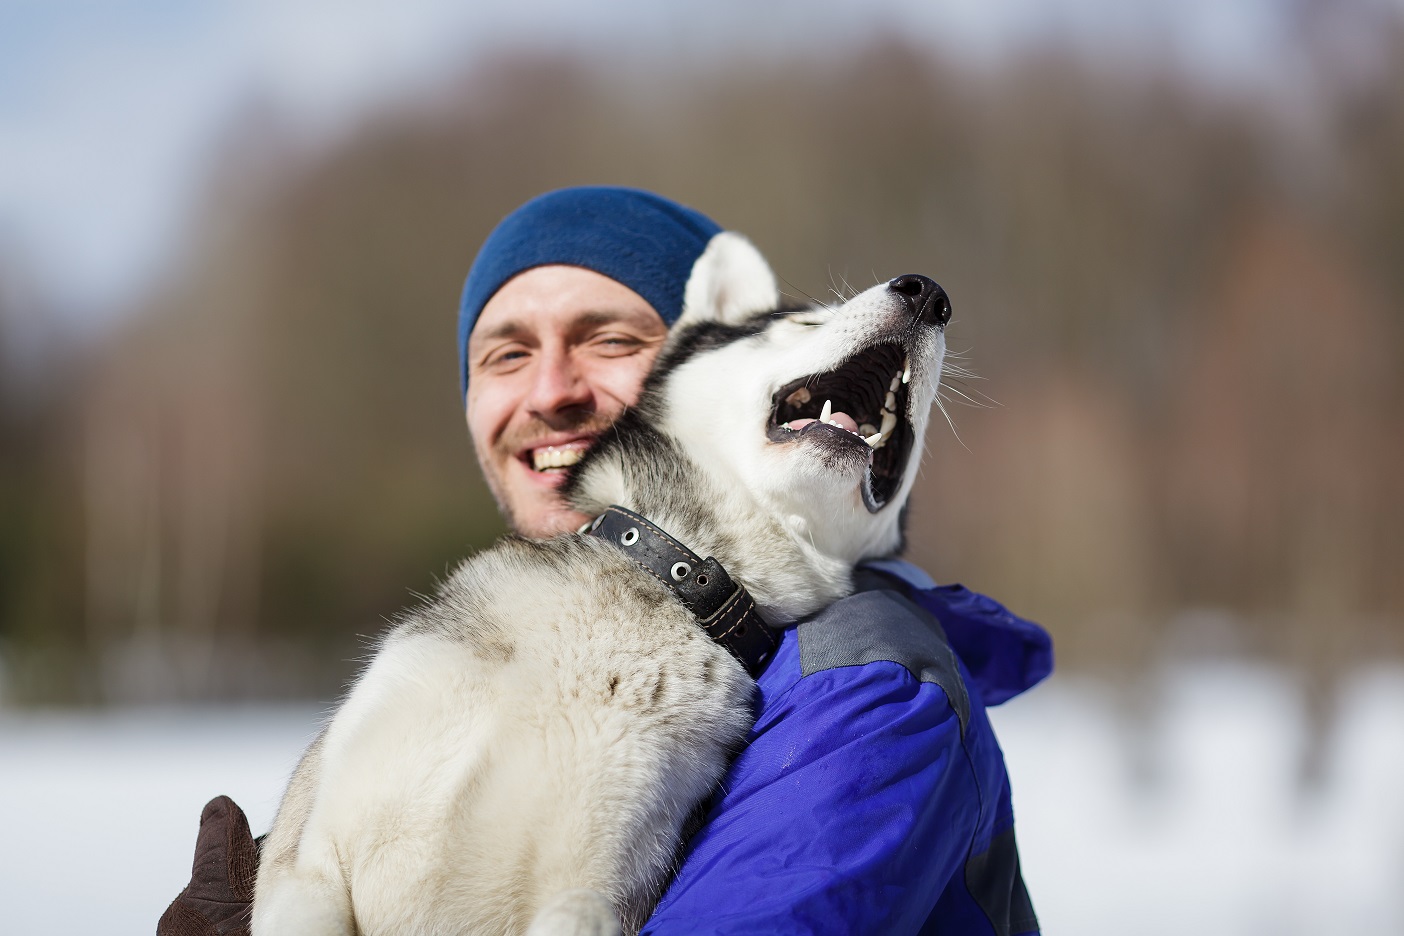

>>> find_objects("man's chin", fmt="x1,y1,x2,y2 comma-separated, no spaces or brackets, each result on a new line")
481,456,594,538
501,474,592,538
511,500,594,539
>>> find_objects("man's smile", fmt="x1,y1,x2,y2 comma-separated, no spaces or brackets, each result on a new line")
516,436,597,483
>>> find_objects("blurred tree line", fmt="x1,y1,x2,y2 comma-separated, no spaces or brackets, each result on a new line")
2,12,1402,704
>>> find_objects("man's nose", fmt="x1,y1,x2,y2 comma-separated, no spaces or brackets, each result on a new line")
525,350,593,422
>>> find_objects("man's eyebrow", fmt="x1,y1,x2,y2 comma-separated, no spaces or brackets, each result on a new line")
472,319,531,347
566,309,658,334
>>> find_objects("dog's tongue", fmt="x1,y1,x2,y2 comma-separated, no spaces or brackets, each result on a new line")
790,411,860,433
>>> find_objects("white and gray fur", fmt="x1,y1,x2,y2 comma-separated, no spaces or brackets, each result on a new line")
251,232,948,936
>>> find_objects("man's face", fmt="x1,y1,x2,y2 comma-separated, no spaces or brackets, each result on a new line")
466,264,668,537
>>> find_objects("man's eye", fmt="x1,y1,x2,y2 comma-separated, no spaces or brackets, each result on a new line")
592,334,642,353
486,347,530,368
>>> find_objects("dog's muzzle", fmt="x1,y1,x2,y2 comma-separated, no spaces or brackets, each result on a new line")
583,505,778,677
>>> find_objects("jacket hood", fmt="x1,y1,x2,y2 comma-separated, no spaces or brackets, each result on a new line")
861,559,1053,705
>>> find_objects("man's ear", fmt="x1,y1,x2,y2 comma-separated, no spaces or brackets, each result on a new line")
677,232,779,327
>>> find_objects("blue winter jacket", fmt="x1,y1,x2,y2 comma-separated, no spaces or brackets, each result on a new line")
643,559,1053,935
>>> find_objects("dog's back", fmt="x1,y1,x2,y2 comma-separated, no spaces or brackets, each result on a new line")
253,536,753,935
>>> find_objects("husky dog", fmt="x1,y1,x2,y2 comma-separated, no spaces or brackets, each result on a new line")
251,234,952,936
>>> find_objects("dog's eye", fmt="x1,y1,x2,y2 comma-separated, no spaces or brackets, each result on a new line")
770,310,824,327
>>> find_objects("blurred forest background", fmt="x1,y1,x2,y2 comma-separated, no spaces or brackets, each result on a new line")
1,1,1402,709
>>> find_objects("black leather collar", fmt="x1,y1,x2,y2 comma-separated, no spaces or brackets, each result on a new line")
583,505,778,676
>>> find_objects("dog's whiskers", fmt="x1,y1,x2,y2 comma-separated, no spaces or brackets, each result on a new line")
932,391,971,452
940,364,985,381
938,383,997,410
776,273,826,311
838,271,858,300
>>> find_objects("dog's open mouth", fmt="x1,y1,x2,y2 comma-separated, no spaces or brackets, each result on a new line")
767,342,915,512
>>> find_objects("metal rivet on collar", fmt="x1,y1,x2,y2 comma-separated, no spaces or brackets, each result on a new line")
620,527,639,546
670,561,691,582
590,514,605,532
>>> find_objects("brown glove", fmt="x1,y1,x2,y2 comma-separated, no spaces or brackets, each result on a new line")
157,795,260,936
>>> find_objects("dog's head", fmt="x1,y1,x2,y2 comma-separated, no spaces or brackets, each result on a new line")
652,233,949,566
570,232,948,571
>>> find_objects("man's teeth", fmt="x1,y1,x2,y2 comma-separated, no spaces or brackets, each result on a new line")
532,447,584,471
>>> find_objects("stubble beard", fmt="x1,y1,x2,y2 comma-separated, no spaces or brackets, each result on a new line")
477,410,620,538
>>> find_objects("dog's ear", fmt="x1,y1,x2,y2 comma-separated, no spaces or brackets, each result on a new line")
678,232,779,327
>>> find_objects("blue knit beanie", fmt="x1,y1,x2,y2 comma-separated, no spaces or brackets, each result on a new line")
458,186,724,397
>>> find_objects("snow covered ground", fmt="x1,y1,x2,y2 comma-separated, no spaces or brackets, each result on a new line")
998,665,1404,934
1,664,1401,935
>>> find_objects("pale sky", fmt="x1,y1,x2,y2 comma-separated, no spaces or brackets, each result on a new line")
0,0,1317,331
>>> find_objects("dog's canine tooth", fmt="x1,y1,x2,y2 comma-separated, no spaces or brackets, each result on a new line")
901,358,911,384
820,399,833,423
786,386,811,407
864,432,882,448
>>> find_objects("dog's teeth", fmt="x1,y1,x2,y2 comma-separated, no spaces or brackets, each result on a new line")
865,432,882,448
890,375,901,393
880,410,898,436
884,391,896,412
820,399,833,423
902,358,912,384
786,386,811,407
782,422,793,431
859,423,876,436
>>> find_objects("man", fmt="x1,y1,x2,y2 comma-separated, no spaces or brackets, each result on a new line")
162,186,1050,935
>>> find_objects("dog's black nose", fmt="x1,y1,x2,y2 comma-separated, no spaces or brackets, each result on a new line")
888,274,951,328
